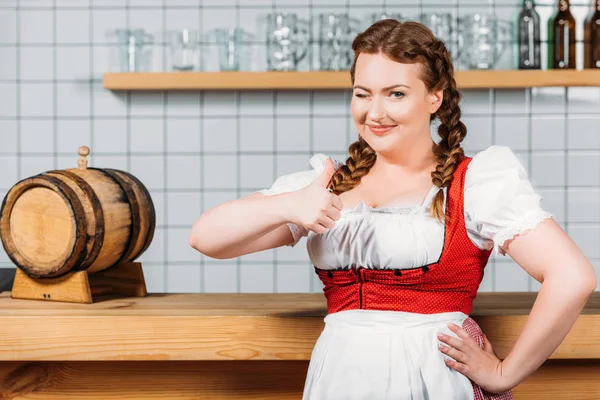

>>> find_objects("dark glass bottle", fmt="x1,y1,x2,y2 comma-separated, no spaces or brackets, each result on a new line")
548,0,577,69
517,0,542,69
584,0,600,68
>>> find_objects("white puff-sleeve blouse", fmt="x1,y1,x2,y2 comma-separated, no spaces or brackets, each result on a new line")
256,146,552,270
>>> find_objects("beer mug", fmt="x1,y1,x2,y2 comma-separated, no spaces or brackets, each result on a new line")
457,13,512,69
319,13,361,71
264,12,309,71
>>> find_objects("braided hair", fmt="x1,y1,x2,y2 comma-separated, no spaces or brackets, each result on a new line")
329,19,466,222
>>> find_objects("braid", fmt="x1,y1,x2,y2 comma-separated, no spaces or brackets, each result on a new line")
329,136,377,194
426,42,466,221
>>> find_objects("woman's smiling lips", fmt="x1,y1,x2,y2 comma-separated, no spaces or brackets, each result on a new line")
367,124,397,136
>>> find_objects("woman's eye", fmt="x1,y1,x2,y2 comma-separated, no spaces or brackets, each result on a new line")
390,91,405,99
354,93,368,98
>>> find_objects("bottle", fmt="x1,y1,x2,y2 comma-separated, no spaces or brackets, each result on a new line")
584,0,600,68
517,0,542,69
548,0,577,69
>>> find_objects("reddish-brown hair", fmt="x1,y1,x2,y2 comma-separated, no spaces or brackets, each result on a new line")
329,19,466,221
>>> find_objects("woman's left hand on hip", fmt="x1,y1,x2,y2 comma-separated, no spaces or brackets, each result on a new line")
437,322,513,394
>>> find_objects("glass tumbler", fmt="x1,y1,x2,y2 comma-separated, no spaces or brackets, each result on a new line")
215,28,245,71
169,28,199,71
115,28,152,72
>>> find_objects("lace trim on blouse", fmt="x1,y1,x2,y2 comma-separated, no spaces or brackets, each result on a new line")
493,210,553,255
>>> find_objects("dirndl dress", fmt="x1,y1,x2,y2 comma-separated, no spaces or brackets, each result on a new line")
255,147,552,399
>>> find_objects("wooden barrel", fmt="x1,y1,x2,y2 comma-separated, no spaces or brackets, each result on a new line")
0,146,155,278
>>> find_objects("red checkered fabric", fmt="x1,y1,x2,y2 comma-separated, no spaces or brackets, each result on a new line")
463,317,514,399
314,156,514,399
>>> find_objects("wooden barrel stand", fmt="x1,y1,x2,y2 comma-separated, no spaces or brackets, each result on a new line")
11,261,147,304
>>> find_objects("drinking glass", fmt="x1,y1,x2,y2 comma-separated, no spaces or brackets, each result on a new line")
214,28,251,71
115,28,153,72
169,28,199,71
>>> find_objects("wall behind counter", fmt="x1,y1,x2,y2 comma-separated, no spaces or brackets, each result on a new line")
0,0,599,293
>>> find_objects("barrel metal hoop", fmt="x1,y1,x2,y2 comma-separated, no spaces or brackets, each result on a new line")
94,168,140,265
114,169,156,256
47,170,105,271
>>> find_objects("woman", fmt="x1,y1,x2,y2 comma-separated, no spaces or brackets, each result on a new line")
189,20,596,399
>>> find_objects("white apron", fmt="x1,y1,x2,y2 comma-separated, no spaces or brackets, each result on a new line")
302,309,475,400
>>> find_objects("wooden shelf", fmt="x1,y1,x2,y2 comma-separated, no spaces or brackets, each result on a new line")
102,70,600,91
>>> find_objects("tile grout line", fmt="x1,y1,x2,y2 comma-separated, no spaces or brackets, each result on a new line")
527,87,533,291
53,0,58,170
270,0,278,295
2,111,599,119
124,0,140,289
199,1,205,294
307,0,315,294
15,1,21,182
489,86,496,292
273,92,278,293
3,3,525,11
3,149,600,156
564,87,569,236
162,0,169,292
271,90,279,292
89,0,94,177
235,0,242,294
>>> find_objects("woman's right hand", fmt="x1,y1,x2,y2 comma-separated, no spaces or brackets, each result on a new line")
288,158,344,235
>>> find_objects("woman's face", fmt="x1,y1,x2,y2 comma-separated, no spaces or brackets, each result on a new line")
351,52,442,154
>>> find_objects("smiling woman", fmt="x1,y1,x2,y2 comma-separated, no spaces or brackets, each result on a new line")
189,18,596,400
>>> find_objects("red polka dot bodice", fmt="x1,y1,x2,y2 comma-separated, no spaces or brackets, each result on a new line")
314,156,493,315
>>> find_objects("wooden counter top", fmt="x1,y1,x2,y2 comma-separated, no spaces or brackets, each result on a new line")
1,291,600,399
0,291,599,362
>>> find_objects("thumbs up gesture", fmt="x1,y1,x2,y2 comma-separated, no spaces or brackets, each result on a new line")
289,158,344,235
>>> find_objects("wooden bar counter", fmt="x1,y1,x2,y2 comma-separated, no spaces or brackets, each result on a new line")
0,291,599,399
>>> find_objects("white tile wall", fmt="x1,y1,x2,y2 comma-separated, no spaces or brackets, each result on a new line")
0,0,599,294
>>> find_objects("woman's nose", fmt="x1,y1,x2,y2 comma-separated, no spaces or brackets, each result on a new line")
367,97,386,121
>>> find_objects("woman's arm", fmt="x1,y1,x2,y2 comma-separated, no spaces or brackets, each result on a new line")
189,157,341,260
189,192,297,259
498,218,597,388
